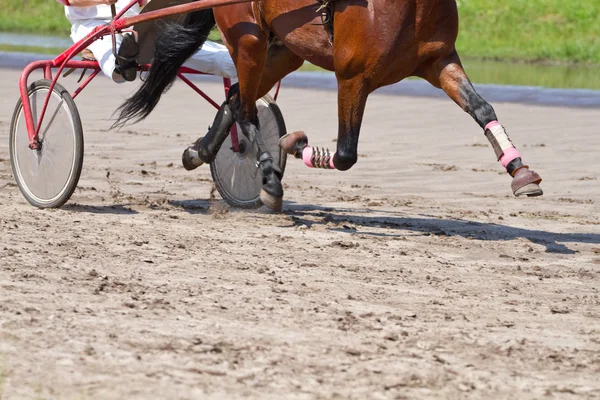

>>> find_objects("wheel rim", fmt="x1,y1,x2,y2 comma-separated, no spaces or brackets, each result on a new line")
13,87,78,205
212,98,283,205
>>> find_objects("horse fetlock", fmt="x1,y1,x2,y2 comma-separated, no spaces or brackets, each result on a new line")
333,151,357,171
506,158,525,177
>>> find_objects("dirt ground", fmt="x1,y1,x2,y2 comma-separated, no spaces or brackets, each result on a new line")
0,67,599,400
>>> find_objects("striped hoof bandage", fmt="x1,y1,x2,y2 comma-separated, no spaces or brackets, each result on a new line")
302,147,336,169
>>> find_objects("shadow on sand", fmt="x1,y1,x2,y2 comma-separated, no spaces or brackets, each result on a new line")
63,199,213,215
167,199,211,214
62,199,598,255
63,203,139,215
285,203,599,255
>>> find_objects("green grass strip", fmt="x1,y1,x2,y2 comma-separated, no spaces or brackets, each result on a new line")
457,0,600,64
0,44,64,55
1,0,71,35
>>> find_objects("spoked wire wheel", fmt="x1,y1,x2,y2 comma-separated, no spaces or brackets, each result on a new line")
210,95,287,208
10,79,84,208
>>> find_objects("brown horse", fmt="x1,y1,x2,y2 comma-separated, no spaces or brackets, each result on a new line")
116,0,543,210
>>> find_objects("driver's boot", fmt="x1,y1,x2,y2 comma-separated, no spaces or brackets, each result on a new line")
114,33,139,82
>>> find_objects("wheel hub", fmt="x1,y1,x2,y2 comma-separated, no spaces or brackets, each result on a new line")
233,138,250,159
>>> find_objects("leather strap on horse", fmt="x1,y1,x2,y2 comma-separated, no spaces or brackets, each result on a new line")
313,0,335,43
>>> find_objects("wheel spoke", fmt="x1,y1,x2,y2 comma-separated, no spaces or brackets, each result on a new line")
10,80,84,208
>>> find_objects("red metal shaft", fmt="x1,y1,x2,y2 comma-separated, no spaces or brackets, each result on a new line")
114,0,254,30
20,0,255,149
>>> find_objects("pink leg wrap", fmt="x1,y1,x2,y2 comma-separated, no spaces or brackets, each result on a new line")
484,120,500,131
302,147,336,169
302,147,314,168
500,147,521,168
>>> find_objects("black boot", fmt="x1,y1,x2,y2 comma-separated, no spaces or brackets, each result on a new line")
115,33,139,82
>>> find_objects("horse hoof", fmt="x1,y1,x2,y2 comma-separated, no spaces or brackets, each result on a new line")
182,146,203,171
514,183,544,197
278,131,308,158
260,189,283,212
512,167,543,197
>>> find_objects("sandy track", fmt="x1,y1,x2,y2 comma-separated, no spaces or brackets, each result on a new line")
0,68,599,399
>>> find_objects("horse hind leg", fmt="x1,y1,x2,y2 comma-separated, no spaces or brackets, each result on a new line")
183,43,304,172
181,98,235,171
419,51,543,197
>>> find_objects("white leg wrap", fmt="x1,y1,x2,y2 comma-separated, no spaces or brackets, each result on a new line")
485,124,515,160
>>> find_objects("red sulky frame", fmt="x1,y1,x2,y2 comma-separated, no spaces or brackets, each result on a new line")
19,0,281,152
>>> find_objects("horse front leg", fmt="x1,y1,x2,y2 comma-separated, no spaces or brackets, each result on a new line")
182,22,283,211
232,87,285,211
228,28,284,211
420,51,543,197
279,75,369,171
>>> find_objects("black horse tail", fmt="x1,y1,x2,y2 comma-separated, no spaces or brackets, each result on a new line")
113,9,216,128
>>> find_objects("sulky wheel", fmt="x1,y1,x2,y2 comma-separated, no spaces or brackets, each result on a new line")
9,79,84,208
210,95,287,209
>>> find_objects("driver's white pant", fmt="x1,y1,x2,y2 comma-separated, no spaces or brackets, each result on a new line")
182,40,237,79
70,20,237,83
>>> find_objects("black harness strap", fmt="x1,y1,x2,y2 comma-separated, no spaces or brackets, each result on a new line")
313,0,335,43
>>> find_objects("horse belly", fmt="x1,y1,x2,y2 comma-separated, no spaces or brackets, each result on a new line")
262,0,334,71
